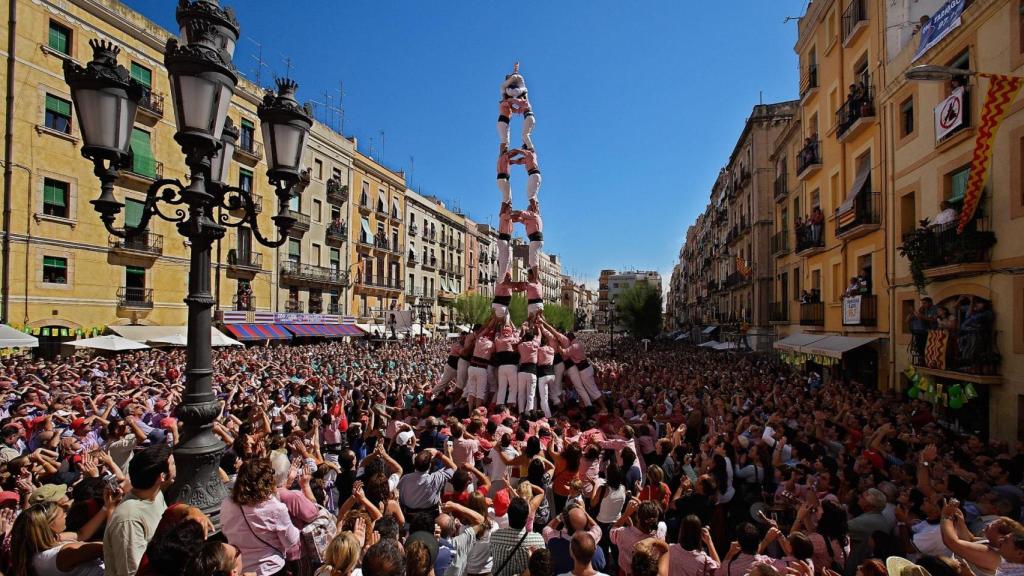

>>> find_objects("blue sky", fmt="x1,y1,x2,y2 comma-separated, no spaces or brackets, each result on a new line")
129,0,807,288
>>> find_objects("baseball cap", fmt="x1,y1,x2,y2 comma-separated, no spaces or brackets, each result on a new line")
0,491,19,506
29,483,68,505
492,488,511,517
154,399,168,411
71,417,88,431
396,430,415,446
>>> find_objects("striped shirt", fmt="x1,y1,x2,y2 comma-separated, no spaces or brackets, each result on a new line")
489,527,545,576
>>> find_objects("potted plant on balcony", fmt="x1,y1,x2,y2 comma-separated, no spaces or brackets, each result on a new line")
898,219,936,292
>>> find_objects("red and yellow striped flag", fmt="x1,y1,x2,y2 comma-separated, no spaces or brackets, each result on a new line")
735,254,752,278
958,73,1023,233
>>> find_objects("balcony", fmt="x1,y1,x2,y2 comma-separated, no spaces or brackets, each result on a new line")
799,301,824,326
909,221,995,281
836,83,876,141
774,174,789,202
423,230,436,243
800,64,819,99
373,237,393,252
325,223,347,246
234,140,263,166
287,210,310,237
439,236,448,247
284,299,303,313
117,286,153,309
835,192,881,240
409,224,419,237
279,261,347,287
228,193,262,216
841,294,877,326
407,250,418,266
357,199,371,215
795,227,825,256
226,249,262,280
796,139,821,179
770,230,790,256
356,275,404,291
326,178,348,205
308,298,324,314
842,0,868,45
724,272,748,289
231,293,254,311
769,301,789,324
121,156,163,185
136,88,164,122
422,257,437,270
109,230,163,258
913,327,1001,384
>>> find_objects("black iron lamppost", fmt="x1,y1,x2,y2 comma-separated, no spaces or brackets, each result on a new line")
63,0,312,519
609,298,617,357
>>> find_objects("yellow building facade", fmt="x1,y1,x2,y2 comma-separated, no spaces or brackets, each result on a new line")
349,152,406,320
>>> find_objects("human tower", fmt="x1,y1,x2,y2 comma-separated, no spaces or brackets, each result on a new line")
431,65,605,416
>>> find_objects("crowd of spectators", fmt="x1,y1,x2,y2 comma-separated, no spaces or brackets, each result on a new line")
0,333,1020,576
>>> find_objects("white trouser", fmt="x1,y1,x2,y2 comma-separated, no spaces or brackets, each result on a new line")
467,366,489,400
526,172,541,201
456,358,470,391
529,240,543,269
432,364,457,396
517,371,537,413
498,238,511,279
498,118,510,146
492,303,508,319
552,363,564,405
528,302,544,317
580,365,601,403
498,176,511,203
496,364,518,406
567,366,591,407
522,114,535,150
536,373,553,417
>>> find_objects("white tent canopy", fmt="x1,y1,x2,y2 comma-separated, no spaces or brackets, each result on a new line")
68,335,149,351
110,325,243,347
406,324,431,337
0,325,38,348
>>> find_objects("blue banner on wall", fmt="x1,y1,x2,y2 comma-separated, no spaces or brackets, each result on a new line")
913,0,966,62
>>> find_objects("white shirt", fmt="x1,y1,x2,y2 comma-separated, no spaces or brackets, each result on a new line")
933,208,957,226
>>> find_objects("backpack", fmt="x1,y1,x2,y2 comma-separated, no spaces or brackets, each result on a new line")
301,506,338,565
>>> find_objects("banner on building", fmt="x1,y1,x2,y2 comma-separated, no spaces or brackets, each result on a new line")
958,74,1024,233
912,0,965,62
934,87,966,141
842,296,862,325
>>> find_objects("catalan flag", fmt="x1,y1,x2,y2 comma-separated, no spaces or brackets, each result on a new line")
958,74,1023,233
735,254,752,278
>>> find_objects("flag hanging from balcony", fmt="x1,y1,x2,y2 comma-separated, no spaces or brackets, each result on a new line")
735,255,752,278
958,73,1023,234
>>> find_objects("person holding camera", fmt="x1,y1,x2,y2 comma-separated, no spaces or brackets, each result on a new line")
543,504,607,576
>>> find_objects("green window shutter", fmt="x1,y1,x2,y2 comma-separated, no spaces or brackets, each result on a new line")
949,168,970,203
43,256,66,269
241,118,254,130
43,180,66,207
126,266,145,277
45,94,71,116
130,63,152,88
288,239,301,258
124,199,145,229
130,129,156,179
48,22,69,54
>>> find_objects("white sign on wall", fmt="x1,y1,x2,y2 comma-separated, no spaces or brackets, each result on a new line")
935,87,966,142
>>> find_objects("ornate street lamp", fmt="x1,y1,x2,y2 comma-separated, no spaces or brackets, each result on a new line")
63,0,312,522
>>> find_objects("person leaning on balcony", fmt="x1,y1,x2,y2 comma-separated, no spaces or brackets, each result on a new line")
907,297,936,362
809,207,824,244
935,306,957,334
958,298,995,373
931,201,958,230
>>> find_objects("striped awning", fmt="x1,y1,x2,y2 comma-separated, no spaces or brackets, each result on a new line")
323,324,365,337
283,324,366,338
283,324,326,337
224,323,292,341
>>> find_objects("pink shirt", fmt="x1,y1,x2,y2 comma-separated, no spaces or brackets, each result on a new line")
495,281,516,297
452,436,479,468
517,338,540,364
525,281,542,301
473,336,495,360
276,488,318,532
715,553,775,576
221,497,301,576
669,546,720,576
448,342,462,356
499,211,513,236
567,340,587,363
537,345,555,366
611,525,663,576
494,328,517,353
514,210,543,236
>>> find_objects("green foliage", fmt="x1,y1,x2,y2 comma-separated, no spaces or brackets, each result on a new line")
616,283,663,339
542,302,574,332
898,218,997,293
454,293,492,325
509,294,527,326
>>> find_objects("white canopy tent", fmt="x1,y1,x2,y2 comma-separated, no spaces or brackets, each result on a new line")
0,325,38,348
68,335,149,351
110,326,244,347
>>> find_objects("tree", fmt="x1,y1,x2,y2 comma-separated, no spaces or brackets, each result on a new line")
616,283,663,339
454,293,492,326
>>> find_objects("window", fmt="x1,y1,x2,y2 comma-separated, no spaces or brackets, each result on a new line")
330,248,340,271
125,265,145,289
124,198,145,231
314,159,323,180
43,256,67,284
289,193,300,212
330,207,341,222
240,119,255,152
287,238,301,263
238,168,253,193
44,94,72,134
311,244,321,266
129,128,157,178
130,63,152,88
900,192,916,240
48,21,71,55
793,267,801,300
392,230,398,249
857,254,872,293
829,88,839,127
409,274,415,293
42,178,69,218
332,168,342,181
313,199,322,223
901,97,915,137
811,268,821,291
948,166,971,204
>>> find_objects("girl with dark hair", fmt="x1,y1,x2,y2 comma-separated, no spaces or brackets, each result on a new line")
669,515,720,576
